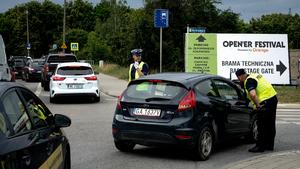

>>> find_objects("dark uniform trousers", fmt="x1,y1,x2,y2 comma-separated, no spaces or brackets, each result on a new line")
256,96,278,149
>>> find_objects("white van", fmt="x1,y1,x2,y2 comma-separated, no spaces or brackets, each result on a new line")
0,34,11,81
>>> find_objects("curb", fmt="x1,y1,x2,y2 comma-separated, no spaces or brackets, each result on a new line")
218,149,300,169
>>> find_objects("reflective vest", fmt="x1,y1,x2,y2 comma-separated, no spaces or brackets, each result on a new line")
244,74,277,109
129,62,146,82
30,104,46,120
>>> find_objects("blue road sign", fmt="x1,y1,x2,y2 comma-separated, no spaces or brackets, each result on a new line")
27,43,30,49
189,28,206,33
155,9,169,27
53,44,57,49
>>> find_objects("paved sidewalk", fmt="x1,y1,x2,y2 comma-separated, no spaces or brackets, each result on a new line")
218,150,300,169
97,73,300,168
97,73,128,98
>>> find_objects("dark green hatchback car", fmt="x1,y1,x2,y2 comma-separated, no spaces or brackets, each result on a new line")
112,73,258,160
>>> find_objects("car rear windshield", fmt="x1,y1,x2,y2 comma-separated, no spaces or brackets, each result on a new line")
47,56,77,63
57,66,93,75
32,61,44,66
15,61,24,66
125,81,187,100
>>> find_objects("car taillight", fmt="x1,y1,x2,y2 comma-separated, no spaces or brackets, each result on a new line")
84,76,97,80
46,66,49,72
176,135,192,139
177,90,196,112
117,91,125,108
148,80,162,82
28,67,35,71
53,76,66,81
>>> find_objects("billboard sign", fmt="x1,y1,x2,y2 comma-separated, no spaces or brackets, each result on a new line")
185,34,289,84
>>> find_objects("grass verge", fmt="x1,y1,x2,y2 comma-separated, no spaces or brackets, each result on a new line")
93,63,300,103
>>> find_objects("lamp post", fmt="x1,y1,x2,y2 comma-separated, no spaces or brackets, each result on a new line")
26,8,30,57
63,0,66,54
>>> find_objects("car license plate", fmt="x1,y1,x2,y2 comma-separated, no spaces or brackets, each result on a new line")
37,71,41,73
14,72,18,74
68,84,83,89
133,108,161,117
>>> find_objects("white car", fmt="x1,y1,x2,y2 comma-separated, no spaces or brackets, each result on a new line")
49,62,100,103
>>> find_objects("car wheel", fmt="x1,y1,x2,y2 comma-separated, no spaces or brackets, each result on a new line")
193,127,213,161
44,81,50,91
114,140,135,152
41,79,44,87
25,72,29,82
21,72,25,80
50,95,55,103
64,148,71,169
94,96,100,102
244,117,258,143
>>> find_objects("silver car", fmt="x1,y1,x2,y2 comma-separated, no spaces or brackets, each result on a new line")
49,62,100,103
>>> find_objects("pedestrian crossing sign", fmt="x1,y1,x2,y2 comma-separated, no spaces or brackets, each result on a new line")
61,43,67,49
71,43,79,51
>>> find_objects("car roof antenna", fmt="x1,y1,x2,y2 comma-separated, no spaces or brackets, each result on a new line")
229,70,232,80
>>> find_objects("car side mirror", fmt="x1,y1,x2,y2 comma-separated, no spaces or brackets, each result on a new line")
54,114,71,128
94,71,99,75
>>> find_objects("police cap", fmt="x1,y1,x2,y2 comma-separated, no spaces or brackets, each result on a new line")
235,69,246,77
131,49,143,55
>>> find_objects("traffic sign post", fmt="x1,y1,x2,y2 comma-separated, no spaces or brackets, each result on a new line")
155,9,169,73
71,43,79,51
189,28,206,33
53,44,57,49
61,43,67,49
27,43,30,49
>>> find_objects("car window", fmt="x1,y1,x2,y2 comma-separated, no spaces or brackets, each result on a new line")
0,102,11,137
15,60,24,66
126,81,185,99
19,90,49,128
48,56,77,63
213,80,239,100
195,79,219,97
57,66,93,75
2,91,32,134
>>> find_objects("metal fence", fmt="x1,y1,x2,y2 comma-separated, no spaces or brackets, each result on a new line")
79,60,94,66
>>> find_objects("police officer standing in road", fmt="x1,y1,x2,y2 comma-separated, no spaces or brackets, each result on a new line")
236,69,278,152
129,49,149,82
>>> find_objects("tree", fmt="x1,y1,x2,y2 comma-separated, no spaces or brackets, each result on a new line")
54,28,89,54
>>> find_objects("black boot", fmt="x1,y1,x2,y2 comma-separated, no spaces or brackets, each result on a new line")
248,146,265,152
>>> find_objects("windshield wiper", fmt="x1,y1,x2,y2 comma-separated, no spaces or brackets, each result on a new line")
145,97,171,102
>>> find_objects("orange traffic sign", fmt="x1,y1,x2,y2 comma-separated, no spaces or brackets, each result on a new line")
61,43,67,49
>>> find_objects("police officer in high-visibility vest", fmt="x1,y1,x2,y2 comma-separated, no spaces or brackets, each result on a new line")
28,99,46,121
129,49,149,82
235,69,278,153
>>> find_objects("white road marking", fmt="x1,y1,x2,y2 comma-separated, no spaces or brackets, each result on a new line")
277,115,300,117
35,83,42,96
276,121,291,124
277,109,300,112
280,118,300,121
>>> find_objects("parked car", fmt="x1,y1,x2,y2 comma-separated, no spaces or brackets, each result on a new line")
41,54,79,91
49,62,100,103
0,34,11,81
22,59,45,82
9,67,15,82
11,59,26,78
0,81,71,168
112,72,257,160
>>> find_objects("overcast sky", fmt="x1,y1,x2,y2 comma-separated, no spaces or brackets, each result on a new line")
1,0,299,23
